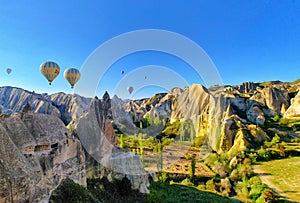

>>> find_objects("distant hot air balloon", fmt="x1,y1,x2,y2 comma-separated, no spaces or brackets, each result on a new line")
121,70,124,75
40,61,60,85
145,76,147,79
64,68,81,88
127,86,134,94
6,68,12,74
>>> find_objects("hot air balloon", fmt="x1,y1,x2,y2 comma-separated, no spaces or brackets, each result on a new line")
64,68,80,88
121,70,124,75
40,61,60,85
127,86,134,94
6,68,12,74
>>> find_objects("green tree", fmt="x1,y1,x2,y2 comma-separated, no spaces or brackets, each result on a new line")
119,134,124,148
156,142,163,172
188,155,196,180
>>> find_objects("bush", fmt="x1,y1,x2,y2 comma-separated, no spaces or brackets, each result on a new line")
272,115,280,122
194,136,206,147
291,137,300,143
249,182,267,201
50,178,96,202
264,134,280,148
180,178,194,187
158,171,169,183
237,164,252,178
220,178,231,197
205,153,218,167
248,152,258,163
206,179,216,192
257,148,271,161
229,169,239,182
256,189,278,203
196,184,206,191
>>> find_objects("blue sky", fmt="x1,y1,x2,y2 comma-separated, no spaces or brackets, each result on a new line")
0,0,299,99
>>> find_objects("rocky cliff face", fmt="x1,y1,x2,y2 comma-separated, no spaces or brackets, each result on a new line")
0,86,61,117
73,94,150,193
45,92,91,124
0,112,85,202
284,90,300,118
0,86,90,124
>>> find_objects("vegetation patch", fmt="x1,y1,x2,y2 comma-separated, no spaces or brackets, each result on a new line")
147,182,232,203
254,157,300,202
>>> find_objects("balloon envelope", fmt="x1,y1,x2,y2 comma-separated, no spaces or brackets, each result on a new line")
6,68,12,74
127,86,134,94
40,61,60,85
64,68,81,88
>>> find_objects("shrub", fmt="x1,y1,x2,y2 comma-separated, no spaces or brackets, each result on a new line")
158,171,168,183
206,179,216,192
180,178,194,187
194,136,206,147
239,164,252,178
205,153,218,167
257,148,271,161
212,161,229,178
220,178,231,197
50,178,96,202
196,184,206,191
291,137,300,143
229,169,239,182
249,176,266,201
272,115,280,122
256,189,278,203
248,152,258,163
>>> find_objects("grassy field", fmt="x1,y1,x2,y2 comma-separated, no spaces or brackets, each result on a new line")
148,182,232,203
254,157,300,202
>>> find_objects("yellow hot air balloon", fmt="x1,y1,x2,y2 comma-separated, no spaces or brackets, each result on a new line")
40,61,60,85
64,68,80,88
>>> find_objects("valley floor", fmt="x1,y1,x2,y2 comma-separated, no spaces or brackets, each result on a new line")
253,157,300,202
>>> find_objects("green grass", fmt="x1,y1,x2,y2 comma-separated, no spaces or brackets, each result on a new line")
256,157,300,202
148,182,232,203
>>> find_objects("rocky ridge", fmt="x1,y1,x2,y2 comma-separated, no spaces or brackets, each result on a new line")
0,79,300,201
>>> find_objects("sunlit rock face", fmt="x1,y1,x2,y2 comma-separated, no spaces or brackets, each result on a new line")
0,112,85,202
249,87,290,115
74,95,149,193
284,91,300,118
233,82,259,93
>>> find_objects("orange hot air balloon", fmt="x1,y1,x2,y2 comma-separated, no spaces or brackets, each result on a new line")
40,61,60,85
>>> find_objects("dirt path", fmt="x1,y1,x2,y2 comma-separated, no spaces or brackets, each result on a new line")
253,165,298,202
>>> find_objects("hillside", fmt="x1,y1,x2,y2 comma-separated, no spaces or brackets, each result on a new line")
0,79,300,202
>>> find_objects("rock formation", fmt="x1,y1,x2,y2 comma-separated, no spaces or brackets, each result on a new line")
73,95,149,193
0,86,90,124
0,111,85,202
284,90,300,118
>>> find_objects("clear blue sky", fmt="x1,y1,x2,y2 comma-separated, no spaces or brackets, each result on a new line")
0,0,299,99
